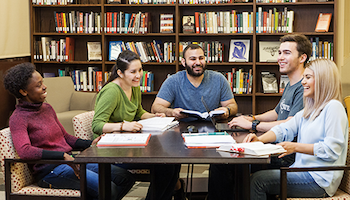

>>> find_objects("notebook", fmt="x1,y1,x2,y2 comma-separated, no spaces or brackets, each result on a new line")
201,97,249,132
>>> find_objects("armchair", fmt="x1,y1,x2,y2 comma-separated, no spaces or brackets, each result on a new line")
0,127,87,200
43,76,97,136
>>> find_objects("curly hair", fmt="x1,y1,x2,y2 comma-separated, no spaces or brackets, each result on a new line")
3,62,36,99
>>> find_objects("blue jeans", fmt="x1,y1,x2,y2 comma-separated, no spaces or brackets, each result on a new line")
250,169,328,200
37,163,135,200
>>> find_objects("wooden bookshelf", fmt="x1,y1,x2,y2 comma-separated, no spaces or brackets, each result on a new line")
29,0,336,114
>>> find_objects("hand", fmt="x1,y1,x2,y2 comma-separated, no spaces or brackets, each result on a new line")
277,142,296,158
172,108,186,120
214,107,229,119
91,133,106,146
228,116,252,130
122,121,143,132
155,113,166,117
242,133,260,143
63,153,80,179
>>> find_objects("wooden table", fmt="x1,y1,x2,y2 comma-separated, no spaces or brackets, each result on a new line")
75,120,270,200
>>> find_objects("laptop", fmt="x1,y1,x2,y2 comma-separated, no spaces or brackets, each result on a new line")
201,97,249,132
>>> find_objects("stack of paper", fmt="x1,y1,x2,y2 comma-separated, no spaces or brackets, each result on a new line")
138,117,177,132
97,133,151,147
217,142,286,156
182,132,236,148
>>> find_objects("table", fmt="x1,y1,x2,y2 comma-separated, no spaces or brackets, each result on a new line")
75,120,270,200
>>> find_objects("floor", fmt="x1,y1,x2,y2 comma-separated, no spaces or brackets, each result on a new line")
0,164,209,200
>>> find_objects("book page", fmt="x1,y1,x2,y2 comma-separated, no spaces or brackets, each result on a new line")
180,110,208,119
138,117,175,131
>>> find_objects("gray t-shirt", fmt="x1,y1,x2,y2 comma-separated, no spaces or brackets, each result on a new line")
275,79,304,120
157,70,234,113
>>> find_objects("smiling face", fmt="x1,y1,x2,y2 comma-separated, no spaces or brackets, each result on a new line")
302,68,315,99
119,59,143,87
20,71,47,103
182,48,206,77
278,42,304,74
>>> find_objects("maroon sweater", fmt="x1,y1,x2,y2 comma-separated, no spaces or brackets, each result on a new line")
9,100,91,178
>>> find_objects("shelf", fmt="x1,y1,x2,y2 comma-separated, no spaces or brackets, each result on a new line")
255,93,282,97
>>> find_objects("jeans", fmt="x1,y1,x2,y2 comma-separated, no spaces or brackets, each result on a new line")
118,163,181,200
37,163,135,200
250,169,328,200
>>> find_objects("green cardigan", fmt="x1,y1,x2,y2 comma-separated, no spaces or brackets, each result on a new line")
92,82,147,137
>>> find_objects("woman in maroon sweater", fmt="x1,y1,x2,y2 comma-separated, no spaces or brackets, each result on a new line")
4,62,135,200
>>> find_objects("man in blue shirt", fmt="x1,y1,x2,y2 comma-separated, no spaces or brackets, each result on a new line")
151,44,238,200
208,34,312,200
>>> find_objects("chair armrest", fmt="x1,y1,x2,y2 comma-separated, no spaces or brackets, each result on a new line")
70,92,97,111
280,165,350,200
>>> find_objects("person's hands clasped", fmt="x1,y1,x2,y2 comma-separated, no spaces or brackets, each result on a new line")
276,142,296,158
122,121,143,132
64,153,80,179
242,133,260,143
228,115,253,129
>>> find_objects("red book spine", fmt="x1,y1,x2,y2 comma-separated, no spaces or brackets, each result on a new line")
195,12,200,34
65,37,75,61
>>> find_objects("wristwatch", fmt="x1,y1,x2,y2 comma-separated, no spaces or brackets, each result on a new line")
252,120,260,132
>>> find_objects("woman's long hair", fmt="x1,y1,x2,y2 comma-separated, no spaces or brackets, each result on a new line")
102,50,141,88
303,59,342,121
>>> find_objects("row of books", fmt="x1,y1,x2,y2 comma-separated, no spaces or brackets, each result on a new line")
106,12,151,34
256,7,294,34
185,11,254,34
225,68,253,94
140,71,154,92
63,67,108,92
179,41,224,63
34,37,75,62
310,37,333,61
256,0,297,2
179,0,249,4
109,40,175,63
128,0,176,4
32,0,74,4
54,11,102,34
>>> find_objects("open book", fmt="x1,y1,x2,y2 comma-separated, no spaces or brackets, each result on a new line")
180,110,225,120
182,132,236,148
138,117,177,132
97,133,151,147
217,142,286,156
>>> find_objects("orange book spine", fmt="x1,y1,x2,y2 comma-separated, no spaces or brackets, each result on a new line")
195,12,200,34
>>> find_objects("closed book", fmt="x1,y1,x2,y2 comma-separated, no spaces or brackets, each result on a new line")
109,41,123,61
97,133,151,147
65,37,75,61
87,41,102,61
315,13,332,32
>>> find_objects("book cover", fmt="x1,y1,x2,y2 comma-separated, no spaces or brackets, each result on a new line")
182,15,195,33
259,41,280,62
109,41,123,61
315,13,332,32
217,142,286,156
160,13,173,33
182,132,236,148
279,74,289,93
229,39,250,62
87,41,102,61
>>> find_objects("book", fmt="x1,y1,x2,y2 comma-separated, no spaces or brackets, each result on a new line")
261,72,278,93
109,41,123,61
229,39,250,62
259,41,280,62
160,13,173,33
217,142,286,156
182,132,236,148
279,74,289,93
87,41,102,61
96,133,151,147
180,110,225,120
137,117,176,132
315,13,332,32
182,15,195,33
66,37,75,61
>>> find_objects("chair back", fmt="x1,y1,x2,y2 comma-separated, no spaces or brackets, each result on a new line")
73,111,95,140
0,128,33,192
44,77,75,113
339,96,350,194
345,96,350,126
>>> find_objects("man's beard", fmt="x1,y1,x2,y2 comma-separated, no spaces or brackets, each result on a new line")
185,62,206,77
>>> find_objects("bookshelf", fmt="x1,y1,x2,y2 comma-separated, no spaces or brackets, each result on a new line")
29,0,336,114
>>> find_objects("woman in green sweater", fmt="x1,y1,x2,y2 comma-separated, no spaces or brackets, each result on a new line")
91,50,181,200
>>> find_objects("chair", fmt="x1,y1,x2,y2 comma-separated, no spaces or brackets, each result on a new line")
73,111,151,181
43,76,97,136
279,97,350,200
0,127,86,200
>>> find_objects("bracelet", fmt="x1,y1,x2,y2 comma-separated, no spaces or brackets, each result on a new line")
249,114,256,120
120,122,124,132
225,106,230,115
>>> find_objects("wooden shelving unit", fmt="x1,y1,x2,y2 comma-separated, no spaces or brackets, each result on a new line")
29,0,336,114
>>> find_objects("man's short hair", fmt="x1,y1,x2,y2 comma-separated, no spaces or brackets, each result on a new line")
280,34,312,65
183,44,204,58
